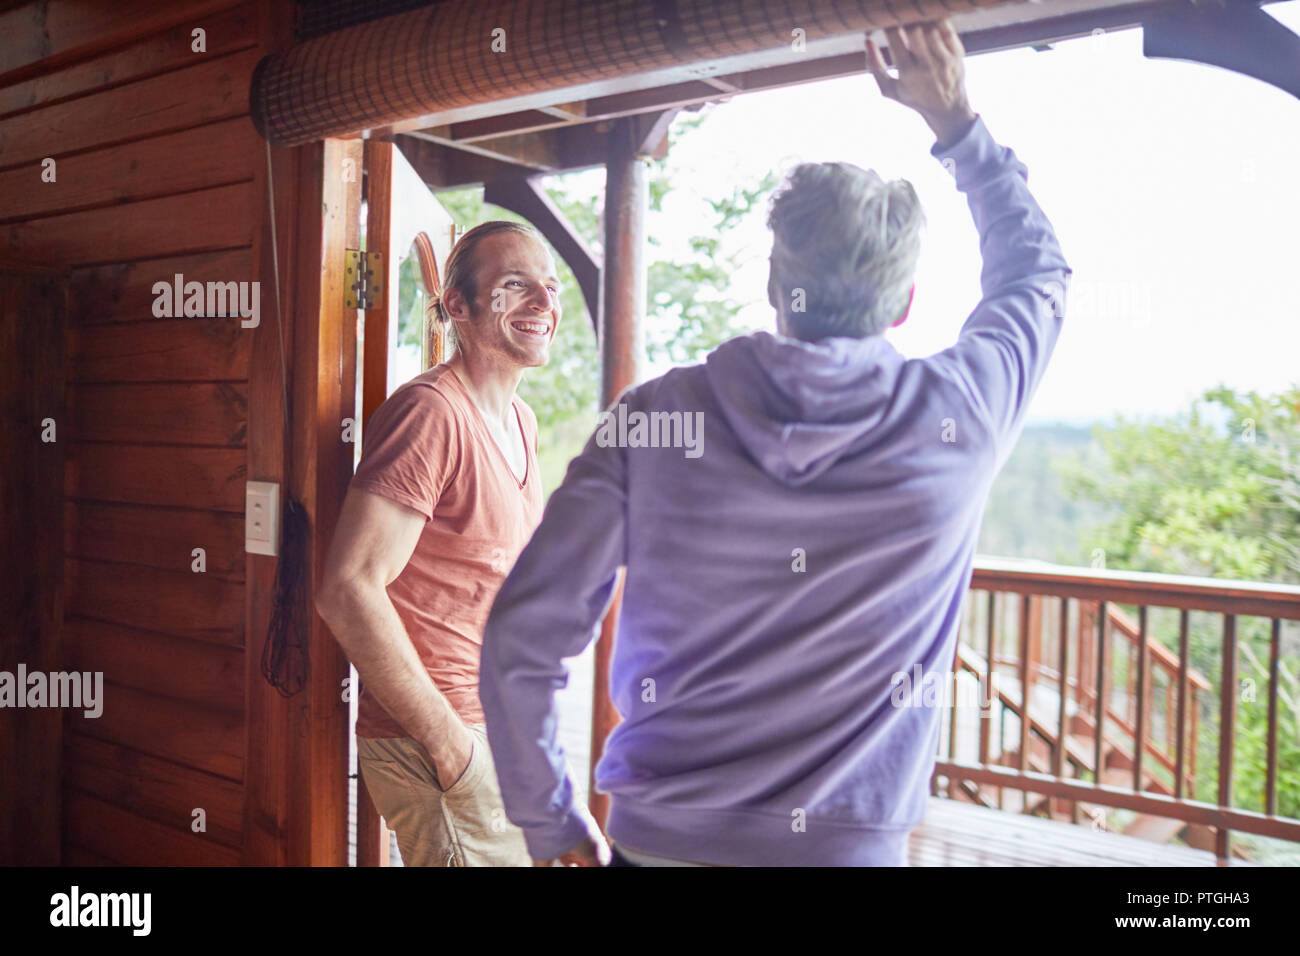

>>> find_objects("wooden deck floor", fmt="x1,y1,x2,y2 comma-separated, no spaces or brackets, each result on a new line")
910,798,1251,866
357,782,1250,867
352,652,1251,867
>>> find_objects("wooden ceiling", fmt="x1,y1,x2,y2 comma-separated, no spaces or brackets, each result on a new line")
377,0,1258,190
266,0,1295,190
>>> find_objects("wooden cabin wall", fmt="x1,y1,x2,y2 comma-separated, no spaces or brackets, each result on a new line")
0,0,352,865
0,265,67,865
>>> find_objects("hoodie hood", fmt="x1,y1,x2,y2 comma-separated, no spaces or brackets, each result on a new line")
704,330,907,485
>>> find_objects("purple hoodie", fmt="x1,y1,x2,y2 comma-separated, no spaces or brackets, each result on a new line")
480,114,1071,866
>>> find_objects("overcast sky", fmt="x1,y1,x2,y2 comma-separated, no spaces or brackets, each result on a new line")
561,4,1300,424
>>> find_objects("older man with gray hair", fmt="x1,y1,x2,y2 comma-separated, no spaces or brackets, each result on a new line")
480,19,1072,866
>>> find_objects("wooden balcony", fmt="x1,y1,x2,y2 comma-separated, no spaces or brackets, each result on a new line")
910,798,1256,866
355,558,1299,867
932,558,1300,864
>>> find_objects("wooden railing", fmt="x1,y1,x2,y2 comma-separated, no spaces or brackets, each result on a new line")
933,557,1300,861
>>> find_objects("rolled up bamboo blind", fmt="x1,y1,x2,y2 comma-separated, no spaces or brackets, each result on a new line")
251,0,1008,146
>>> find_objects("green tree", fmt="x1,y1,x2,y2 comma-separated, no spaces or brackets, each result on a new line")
1061,385,1300,831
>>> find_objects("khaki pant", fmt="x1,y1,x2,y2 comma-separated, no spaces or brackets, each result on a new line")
357,722,531,867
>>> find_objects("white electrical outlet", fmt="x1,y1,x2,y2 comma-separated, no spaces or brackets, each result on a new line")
246,481,280,556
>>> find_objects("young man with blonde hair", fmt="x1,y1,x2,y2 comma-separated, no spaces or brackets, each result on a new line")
317,220,582,866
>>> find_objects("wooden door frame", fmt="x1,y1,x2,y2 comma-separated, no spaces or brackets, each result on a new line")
352,138,459,865
355,138,393,866
244,134,361,866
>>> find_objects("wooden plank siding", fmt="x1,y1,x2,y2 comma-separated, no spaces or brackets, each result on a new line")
0,5,257,118
0,0,250,83
63,502,246,581
0,265,67,864
0,0,352,865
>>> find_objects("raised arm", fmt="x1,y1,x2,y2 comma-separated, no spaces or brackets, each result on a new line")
870,20,1072,447
867,21,977,148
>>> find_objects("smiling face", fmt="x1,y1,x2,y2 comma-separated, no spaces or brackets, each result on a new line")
445,230,562,370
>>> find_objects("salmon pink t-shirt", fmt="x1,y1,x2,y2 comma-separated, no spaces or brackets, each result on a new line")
350,364,543,738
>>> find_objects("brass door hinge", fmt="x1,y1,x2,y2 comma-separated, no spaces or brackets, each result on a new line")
344,250,383,310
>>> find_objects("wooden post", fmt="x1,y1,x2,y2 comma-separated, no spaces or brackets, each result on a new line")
361,140,394,429
295,137,363,865
245,132,360,866
355,138,395,866
356,776,389,868
588,118,648,830
1216,615,1238,860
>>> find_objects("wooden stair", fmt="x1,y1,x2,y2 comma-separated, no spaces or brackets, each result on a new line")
954,637,1239,855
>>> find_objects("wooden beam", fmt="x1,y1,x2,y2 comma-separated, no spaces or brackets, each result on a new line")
362,141,394,429
448,110,575,143
699,75,744,93
394,134,525,190
409,121,620,175
632,110,679,158
538,101,587,121
356,138,394,868
589,117,649,831
597,118,647,403
399,129,559,172
437,101,590,143
356,779,390,868
394,124,615,191
283,137,361,865
971,558,1300,621
394,0,1255,151
243,0,296,867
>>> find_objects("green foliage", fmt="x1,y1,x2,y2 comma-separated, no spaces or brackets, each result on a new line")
396,253,424,349
977,423,1112,561
645,171,777,367
1061,385,1300,824
1061,387,1300,583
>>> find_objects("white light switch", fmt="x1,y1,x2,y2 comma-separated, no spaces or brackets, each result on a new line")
246,481,280,556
